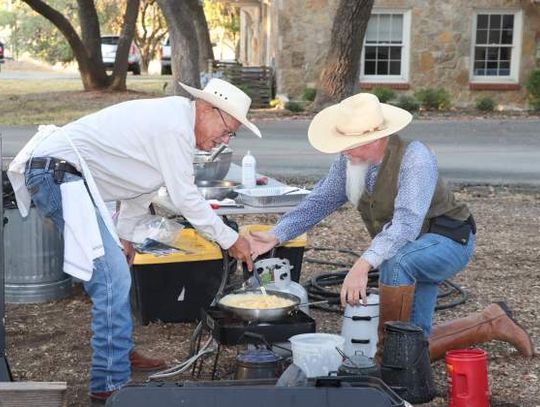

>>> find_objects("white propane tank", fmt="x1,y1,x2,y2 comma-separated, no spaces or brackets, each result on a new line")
340,293,379,358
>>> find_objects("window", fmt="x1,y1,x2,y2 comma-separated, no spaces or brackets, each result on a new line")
360,11,411,82
471,11,522,82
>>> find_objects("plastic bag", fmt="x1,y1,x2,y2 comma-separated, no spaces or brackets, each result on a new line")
131,215,185,247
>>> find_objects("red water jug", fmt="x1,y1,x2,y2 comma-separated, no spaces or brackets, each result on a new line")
446,348,489,407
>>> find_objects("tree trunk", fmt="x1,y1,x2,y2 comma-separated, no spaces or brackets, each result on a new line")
156,0,201,95
110,0,140,91
312,0,375,110
189,0,214,72
22,0,110,90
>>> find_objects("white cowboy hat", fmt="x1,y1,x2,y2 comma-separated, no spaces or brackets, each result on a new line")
178,78,262,138
308,93,412,153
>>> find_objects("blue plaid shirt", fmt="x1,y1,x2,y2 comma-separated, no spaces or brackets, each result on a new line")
272,141,438,268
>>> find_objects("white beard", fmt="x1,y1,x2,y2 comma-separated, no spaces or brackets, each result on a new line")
345,159,369,206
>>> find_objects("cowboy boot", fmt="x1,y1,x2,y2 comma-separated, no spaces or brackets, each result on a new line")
429,301,535,362
129,349,167,372
374,283,415,362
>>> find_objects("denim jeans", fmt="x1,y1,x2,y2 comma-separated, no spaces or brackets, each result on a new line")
379,232,475,336
24,165,132,393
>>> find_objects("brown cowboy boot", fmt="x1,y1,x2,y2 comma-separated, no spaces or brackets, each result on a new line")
429,302,535,362
129,349,167,372
374,283,415,362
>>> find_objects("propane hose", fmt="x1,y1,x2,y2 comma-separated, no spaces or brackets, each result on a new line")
302,246,467,313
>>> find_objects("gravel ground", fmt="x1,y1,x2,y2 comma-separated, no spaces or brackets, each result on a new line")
5,181,540,406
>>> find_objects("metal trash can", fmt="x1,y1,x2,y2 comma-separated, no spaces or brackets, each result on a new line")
3,172,71,304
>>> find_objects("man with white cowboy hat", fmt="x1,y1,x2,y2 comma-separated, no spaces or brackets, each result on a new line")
7,78,261,401
247,92,534,362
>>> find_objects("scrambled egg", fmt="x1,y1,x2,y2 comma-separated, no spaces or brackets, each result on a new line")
220,293,295,309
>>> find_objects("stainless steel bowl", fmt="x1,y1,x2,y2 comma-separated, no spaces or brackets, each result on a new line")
196,180,241,200
193,147,233,182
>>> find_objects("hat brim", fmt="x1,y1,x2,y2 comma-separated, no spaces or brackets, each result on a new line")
308,103,412,153
179,81,262,138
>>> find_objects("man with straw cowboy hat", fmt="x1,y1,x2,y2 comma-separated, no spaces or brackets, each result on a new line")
8,78,261,401
248,92,534,362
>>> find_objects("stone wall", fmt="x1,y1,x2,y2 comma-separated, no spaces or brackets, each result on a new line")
272,0,540,109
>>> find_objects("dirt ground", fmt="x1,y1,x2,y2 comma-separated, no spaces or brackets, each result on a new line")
5,182,540,406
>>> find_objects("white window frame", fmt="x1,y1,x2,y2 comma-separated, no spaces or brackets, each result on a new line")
360,9,411,83
470,9,522,83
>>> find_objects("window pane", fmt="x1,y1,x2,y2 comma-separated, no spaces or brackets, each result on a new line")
499,61,510,76
488,29,501,44
365,46,377,60
389,14,403,43
378,15,391,43
474,60,486,76
477,14,489,29
499,47,511,60
377,60,388,75
489,14,501,29
476,29,488,44
502,14,514,29
475,47,487,61
377,47,389,60
390,61,401,75
389,46,401,59
486,48,499,61
365,60,376,75
501,29,513,45
366,16,378,42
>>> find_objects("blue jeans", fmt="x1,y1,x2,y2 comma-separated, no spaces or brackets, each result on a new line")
24,165,133,393
379,232,475,336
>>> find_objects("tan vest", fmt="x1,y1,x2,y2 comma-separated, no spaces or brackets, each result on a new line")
357,135,470,238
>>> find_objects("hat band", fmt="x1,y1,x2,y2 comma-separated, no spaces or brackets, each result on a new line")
336,123,387,137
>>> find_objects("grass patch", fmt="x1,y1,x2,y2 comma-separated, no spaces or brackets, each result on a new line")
0,77,169,125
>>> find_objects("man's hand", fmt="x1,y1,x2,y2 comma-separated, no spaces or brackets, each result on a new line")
340,258,371,306
246,230,279,260
228,236,254,271
121,239,136,266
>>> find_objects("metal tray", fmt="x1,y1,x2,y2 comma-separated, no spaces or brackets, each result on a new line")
234,187,310,207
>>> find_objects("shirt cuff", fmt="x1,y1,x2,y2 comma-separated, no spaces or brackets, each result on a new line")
271,226,287,245
361,251,382,270
215,228,239,250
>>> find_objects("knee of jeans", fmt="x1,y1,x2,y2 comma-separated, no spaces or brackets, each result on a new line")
379,255,416,286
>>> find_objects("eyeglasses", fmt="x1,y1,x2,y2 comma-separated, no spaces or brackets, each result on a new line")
215,108,236,140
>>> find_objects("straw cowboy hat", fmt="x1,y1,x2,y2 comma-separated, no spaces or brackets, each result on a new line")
308,93,412,153
178,78,262,138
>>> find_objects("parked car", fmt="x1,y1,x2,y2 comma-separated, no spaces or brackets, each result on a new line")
0,41,5,71
160,36,171,75
101,35,141,75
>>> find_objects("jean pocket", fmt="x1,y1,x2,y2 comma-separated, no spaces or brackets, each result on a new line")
25,173,61,217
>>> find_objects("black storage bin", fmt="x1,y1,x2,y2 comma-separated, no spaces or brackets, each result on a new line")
130,229,225,324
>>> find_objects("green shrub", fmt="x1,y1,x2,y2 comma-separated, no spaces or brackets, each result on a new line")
475,96,496,112
302,87,317,102
371,87,396,103
414,87,451,110
395,95,419,112
525,70,540,110
285,101,304,112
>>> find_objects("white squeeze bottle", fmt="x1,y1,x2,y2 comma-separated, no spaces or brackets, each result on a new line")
242,150,257,188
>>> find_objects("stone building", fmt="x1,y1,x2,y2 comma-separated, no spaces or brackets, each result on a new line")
226,0,540,109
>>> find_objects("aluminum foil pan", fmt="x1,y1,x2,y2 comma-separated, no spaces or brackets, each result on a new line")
234,187,310,207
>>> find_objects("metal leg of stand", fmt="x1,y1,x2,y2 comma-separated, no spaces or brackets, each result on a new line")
210,344,221,381
191,325,204,378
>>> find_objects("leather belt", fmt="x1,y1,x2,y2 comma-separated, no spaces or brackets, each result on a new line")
28,157,82,177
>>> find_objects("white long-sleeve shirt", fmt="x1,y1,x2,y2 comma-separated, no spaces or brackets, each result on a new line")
31,96,239,249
